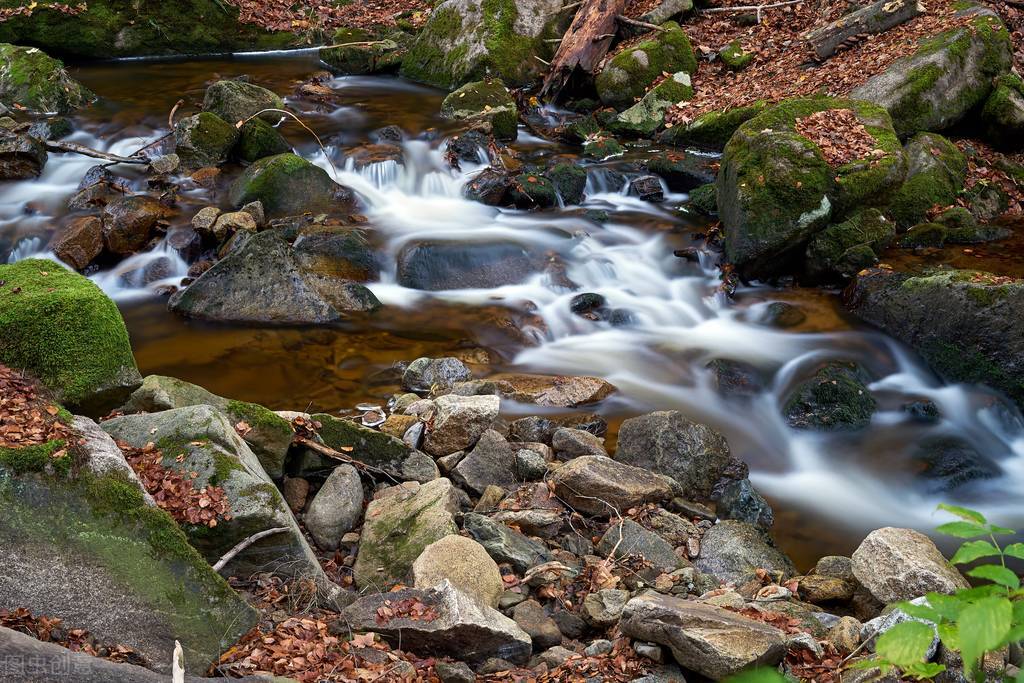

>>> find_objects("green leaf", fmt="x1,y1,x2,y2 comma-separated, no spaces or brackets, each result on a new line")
876,621,935,668
1002,625,1024,647
967,565,1021,589
898,602,941,622
723,668,788,683
936,521,990,538
926,592,965,621
937,622,960,651
958,596,1012,679
989,524,1016,536
1013,600,1024,624
956,584,1006,601
937,504,987,524
904,662,947,680
950,540,1002,565
1003,543,1024,561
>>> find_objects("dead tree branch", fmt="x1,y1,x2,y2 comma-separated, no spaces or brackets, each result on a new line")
212,527,289,573
541,0,627,100
44,140,149,165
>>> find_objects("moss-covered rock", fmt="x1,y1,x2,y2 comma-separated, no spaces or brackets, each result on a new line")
400,0,567,89
659,101,769,150
850,5,1012,137
236,117,291,163
645,150,716,191
0,259,141,415
202,79,283,126
596,22,697,110
886,132,967,228
510,172,558,208
440,79,518,141
688,183,717,214
0,43,94,114
784,361,877,430
897,221,947,248
321,37,404,75
805,208,895,280
609,71,693,137
546,162,587,205
173,112,239,170
120,375,293,480
847,267,1024,408
719,40,752,71
309,413,437,482
0,0,298,58
582,134,624,159
981,72,1024,150
228,153,352,218
0,419,256,674
716,96,905,278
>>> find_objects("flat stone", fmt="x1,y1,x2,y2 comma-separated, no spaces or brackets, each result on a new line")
851,527,968,603
423,394,500,456
549,455,674,517
694,520,796,585
452,429,518,495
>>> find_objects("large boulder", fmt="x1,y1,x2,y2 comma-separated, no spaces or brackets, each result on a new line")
0,129,47,179
716,97,905,279
695,520,797,584
846,268,1024,408
168,229,380,325
400,0,567,89
852,527,969,603
312,412,436,482
340,580,532,664
440,79,518,141
412,534,504,608
120,375,293,479
396,239,538,290
616,411,732,500
886,132,967,228
101,406,335,590
850,5,1012,137
659,100,769,150
596,22,697,110
0,44,94,114
228,153,354,218
174,112,239,169
0,417,256,675
352,478,461,589
619,593,786,679
0,259,141,414
202,79,283,125
548,455,674,516
982,73,1024,149
783,361,877,431
236,118,291,162
320,29,404,75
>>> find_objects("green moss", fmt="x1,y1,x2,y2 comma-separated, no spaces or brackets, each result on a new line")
898,222,947,248
888,132,967,227
546,162,587,205
596,22,696,109
660,101,769,150
440,79,518,140
719,40,752,70
582,135,623,159
806,208,894,279
511,172,558,208
688,183,717,214
0,259,140,413
0,43,94,113
320,39,403,75
226,400,291,437
227,152,339,218
236,118,291,163
784,361,877,430
0,440,68,475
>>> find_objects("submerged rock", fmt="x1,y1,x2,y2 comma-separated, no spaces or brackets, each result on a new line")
0,259,141,414
851,527,969,603
0,44,94,114
440,79,518,141
784,361,877,431
397,240,538,290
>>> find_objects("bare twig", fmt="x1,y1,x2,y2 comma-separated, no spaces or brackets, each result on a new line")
212,527,289,573
293,436,399,482
237,108,339,181
700,0,804,22
319,39,390,50
168,98,184,129
44,140,149,165
615,14,665,32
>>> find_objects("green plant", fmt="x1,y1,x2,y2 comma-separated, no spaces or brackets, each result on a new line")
857,504,1024,681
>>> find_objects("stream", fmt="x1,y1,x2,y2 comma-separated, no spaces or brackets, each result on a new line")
4,51,1023,568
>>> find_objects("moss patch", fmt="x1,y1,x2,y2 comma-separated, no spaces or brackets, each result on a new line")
0,43,94,113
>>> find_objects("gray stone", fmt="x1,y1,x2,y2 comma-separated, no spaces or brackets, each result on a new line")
852,527,969,603
462,512,553,572
586,639,614,656
403,356,473,393
582,588,630,627
173,112,239,169
203,79,284,125
413,534,504,608
453,429,518,494
0,129,46,179
397,239,539,290
597,519,684,572
304,464,363,551
513,599,562,650
436,661,475,683
515,448,548,480
423,394,501,456
862,597,939,659
552,427,607,458
549,455,674,516
714,478,774,529
641,0,693,24
538,645,575,668
695,520,797,584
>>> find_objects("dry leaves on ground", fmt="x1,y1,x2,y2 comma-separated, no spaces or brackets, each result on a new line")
0,364,75,452
121,441,232,528
0,607,146,666
479,637,653,682
956,139,1024,216
794,108,885,167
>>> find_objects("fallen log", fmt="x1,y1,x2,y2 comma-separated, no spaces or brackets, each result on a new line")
541,0,627,100
803,0,924,60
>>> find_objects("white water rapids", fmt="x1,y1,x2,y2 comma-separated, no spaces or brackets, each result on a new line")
4,80,1023,549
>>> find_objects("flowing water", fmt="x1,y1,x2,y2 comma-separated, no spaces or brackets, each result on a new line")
4,52,1023,567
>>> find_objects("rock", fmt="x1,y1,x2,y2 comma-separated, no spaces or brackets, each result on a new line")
228,153,354,218
101,406,335,589
630,175,665,202
549,455,674,516
510,172,558,208
191,206,221,235
861,597,940,659
582,588,630,627
0,44,94,114
0,259,141,414
436,660,476,683
827,616,862,652
582,134,624,159
784,361,876,430
687,183,717,214
403,357,473,393
850,6,1012,137
641,0,693,24
797,574,856,604
616,411,732,500
485,372,616,407
512,599,562,650
695,520,797,584
340,580,532,663
716,97,905,279
547,162,587,204
887,132,967,228
846,268,1024,408
0,129,46,179
400,0,566,89
353,478,461,589
814,555,854,580
413,534,503,608
397,240,537,290
596,22,697,110
423,394,500,456
119,375,293,479
292,223,380,282
806,208,895,280
660,100,769,150
462,512,552,572
441,79,518,141
719,40,753,70
597,519,684,571
304,464,363,550
515,447,548,480
646,151,717,192
912,435,1001,492
982,73,1024,149
211,210,258,242
714,478,774,529
174,112,239,169
169,229,380,325
452,429,518,495
851,527,969,603
321,33,404,75
313,413,436,482
149,153,179,174
203,79,284,125
538,645,575,668
52,215,103,270
610,71,693,137
0,417,256,675
101,195,168,256
282,476,309,511
620,593,786,679
236,117,291,162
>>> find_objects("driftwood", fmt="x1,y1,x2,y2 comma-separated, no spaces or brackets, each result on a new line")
211,527,289,573
541,0,627,100
44,139,149,165
804,0,924,60
700,0,804,23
